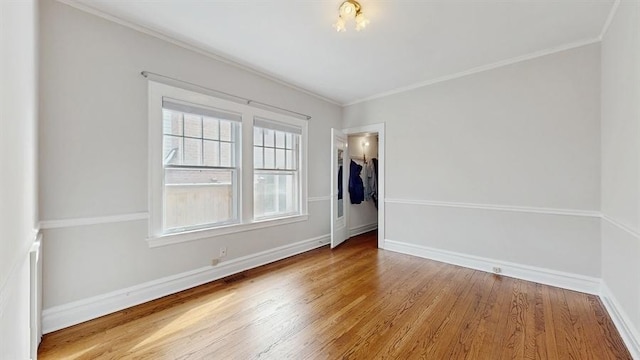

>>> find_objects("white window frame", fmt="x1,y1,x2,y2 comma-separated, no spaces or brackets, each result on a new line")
148,81,308,247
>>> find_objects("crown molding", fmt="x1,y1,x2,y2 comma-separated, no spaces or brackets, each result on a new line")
345,37,601,106
599,0,621,40
55,0,342,106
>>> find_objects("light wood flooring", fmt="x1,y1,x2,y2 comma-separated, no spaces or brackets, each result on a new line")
39,232,631,359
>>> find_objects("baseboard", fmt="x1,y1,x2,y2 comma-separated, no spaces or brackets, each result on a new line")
42,234,330,334
384,239,601,295
601,283,640,359
349,222,378,237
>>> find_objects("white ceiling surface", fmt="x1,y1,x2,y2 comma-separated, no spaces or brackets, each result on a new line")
73,0,614,105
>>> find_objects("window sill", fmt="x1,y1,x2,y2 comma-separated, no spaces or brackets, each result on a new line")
147,214,309,248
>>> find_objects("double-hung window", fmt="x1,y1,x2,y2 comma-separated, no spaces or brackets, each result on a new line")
161,99,241,232
253,118,301,219
148,81,308,246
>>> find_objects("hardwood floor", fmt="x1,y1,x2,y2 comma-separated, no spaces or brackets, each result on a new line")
39,232,631,359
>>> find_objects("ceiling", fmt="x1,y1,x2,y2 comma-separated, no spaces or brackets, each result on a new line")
71,0,614,105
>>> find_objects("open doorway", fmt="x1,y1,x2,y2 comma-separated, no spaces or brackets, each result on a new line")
343,124,385,249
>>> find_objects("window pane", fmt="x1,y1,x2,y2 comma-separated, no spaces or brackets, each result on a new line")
254,127,263,146
163,135,183,165
183,138,202,165
203,140,220,166
285,149,293,169
220,120,232,141
275,149,285,169
184,114,202,138
264,147,275,168
254,172,298,219
275,131,285,148
164,168,236,230
254,146,263,168
203,117,219,140
163,110,183,136
285,133,293,149
264,129,275,147
220,142,232,167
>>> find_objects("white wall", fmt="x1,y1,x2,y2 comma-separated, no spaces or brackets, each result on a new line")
344,44,602,277
347,134,378,234
39,0,341,314
0,0,39,358
600,2,640,354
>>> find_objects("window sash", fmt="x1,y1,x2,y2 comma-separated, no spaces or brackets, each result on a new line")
162,108,239,168
254,169,300,220
253,127,299,171
163,166,239,232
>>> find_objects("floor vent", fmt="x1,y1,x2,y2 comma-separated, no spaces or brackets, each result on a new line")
222,272,247,284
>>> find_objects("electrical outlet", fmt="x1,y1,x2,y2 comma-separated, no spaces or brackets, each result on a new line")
492,266,502,274
211,258,219,266
220,247,227,258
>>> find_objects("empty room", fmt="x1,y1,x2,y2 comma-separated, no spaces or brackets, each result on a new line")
1,0,639,358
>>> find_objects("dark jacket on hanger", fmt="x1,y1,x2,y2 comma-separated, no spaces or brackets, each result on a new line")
349,160,365,204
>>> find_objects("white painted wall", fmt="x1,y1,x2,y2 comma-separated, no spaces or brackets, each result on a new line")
344,44,602,277
600,2,640,354
0,0,39,358
347,134,378,235
39,0,341,312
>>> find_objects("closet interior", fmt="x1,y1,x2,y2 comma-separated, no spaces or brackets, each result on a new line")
346,133,379,238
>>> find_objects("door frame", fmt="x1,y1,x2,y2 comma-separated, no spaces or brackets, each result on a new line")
343,123,385,249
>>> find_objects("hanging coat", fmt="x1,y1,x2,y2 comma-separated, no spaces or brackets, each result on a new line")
349,160,365,204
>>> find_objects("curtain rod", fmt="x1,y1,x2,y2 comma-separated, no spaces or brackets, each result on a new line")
140,71,312,121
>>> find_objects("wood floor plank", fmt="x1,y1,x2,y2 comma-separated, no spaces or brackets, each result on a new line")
38,232,632,360
393,268,478,358
297,250,432,359
320,257,438,359
367,263,463,359
484,276,520,358
587,295,631,359
434,271,497,359
461,273,505,359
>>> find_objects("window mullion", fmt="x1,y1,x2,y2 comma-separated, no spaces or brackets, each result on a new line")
240,112,254,224
181,113,185,164
200,116,204,166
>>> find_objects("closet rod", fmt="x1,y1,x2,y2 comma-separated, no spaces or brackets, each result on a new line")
140,71,312,121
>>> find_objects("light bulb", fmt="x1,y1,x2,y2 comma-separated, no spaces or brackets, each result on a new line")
333,16,346,32
355,13,369,31
339,1,357,20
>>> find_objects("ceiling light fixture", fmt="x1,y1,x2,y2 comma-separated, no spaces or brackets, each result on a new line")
333,0,370,32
